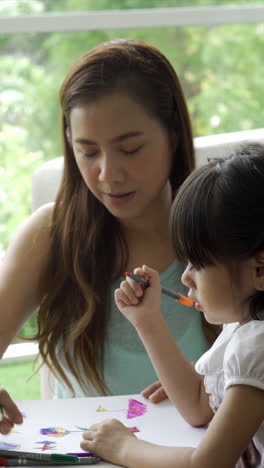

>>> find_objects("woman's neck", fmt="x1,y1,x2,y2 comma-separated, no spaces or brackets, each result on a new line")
120,186,175,273
122,182,172,238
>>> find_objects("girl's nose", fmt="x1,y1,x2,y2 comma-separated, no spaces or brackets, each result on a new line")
181,265,195,289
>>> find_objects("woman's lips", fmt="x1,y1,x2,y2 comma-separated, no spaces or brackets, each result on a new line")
103,191,136,205
194,302,203,311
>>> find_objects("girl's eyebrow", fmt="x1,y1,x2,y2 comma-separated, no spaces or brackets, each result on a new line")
74,131,144,145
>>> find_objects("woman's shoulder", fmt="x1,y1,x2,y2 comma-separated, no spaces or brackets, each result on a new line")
30,202,55,226
5,202,55,263
19,202,54,237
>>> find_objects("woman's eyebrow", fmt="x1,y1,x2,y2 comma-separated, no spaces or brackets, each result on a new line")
111,131,144,143
74,131,143,145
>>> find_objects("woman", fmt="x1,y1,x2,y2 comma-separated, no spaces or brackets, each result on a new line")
0,40,219,421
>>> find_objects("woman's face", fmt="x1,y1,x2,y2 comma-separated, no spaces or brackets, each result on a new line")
69,93,173,224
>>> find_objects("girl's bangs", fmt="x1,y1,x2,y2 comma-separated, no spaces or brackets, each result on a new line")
170,165,218,269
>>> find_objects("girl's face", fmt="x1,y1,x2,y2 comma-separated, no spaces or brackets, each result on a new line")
181,260,255,325
69,93,173,225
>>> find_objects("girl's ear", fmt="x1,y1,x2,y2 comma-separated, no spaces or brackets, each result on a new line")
254,250,264,291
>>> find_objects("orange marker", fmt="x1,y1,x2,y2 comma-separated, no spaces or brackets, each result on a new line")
124,272,194,307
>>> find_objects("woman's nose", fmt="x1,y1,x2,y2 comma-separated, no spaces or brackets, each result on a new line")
98,154,124,183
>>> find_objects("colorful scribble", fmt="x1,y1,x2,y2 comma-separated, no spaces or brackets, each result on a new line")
0,442,20,450
40,427,70,437
35,440,56,451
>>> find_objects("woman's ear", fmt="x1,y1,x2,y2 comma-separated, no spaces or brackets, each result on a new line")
254,250,264,291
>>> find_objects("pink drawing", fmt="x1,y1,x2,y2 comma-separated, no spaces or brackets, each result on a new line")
96,399,147,419
127,399,146,419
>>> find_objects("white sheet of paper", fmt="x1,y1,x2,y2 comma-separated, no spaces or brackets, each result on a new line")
0,394,206,467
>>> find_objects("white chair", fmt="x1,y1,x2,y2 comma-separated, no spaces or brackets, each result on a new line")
32,128,264,398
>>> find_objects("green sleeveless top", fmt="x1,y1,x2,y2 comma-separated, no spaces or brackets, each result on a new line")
54,261,209,398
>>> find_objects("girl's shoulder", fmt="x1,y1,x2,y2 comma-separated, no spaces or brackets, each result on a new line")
223,320,264,389
196,321,264,377
195,323,238,375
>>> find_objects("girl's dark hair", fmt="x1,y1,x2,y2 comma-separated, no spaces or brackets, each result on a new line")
170,141,264,320
36,39,197,395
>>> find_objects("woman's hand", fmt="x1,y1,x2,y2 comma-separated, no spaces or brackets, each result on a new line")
142,380,168,404
0,387,23,434
80,419,136,465
114,265,162,330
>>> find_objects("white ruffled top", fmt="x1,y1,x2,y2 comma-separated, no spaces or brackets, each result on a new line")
195,320,264,466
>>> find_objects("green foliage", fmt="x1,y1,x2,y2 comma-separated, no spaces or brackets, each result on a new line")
0,361,41,400
0,124,43,257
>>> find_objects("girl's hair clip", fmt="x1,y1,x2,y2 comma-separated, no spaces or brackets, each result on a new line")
207,156,223,163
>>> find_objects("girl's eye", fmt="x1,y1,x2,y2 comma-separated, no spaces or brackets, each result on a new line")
188,263,196,272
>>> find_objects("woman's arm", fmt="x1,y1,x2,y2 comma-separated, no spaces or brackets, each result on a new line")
0,203,53,356
81,384,264,468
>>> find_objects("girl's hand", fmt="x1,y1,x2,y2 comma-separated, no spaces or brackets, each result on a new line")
80,419,136,465
0,387,23,434
114,265,162,329
142,380,168,404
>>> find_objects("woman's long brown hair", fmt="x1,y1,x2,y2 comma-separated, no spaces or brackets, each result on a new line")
34,39,219,395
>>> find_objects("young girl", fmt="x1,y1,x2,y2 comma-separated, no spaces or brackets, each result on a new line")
81,141,264,467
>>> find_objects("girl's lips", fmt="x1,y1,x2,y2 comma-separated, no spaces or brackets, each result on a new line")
194,302,203,311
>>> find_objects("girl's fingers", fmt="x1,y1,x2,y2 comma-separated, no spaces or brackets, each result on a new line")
119,281,140,304
115,289,134,307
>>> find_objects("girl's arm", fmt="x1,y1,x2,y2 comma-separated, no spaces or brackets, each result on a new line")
81,384,264,468
115,265,213,426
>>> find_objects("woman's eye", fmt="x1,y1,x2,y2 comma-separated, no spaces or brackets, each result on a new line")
123,145,143,155
82,151,98,158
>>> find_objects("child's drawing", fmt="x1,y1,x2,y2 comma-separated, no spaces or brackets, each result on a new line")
0,442,20,450
35,441,57,451
40,427,70,437
96,399,147,419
